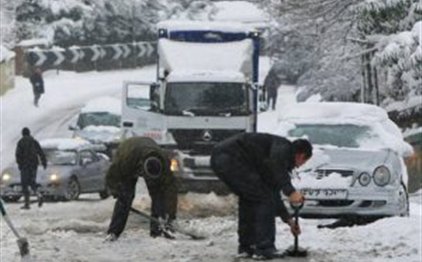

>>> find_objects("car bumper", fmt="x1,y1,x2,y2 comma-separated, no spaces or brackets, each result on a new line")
0,182,66,197
287,187,404,218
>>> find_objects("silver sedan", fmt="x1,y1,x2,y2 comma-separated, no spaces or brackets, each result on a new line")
0,138,111,201
277,102,412,218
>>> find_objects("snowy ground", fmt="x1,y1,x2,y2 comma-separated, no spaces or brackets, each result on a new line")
1,67,421,262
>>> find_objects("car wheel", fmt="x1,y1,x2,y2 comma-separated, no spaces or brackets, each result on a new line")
99,189,109,199
399,183,409,217
63,177,81,201
2,195,21,202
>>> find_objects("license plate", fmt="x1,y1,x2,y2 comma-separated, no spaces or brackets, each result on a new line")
194,157,210,167
300,188,348,200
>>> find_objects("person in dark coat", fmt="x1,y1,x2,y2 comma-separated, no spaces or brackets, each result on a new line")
210,133,312,260
263,68,281,110
29,67,45,107
15,127,47,209
105,137,178,241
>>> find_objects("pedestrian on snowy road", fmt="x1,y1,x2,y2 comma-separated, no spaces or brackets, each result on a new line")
211,133,312,260
15,127,47,209
29,67,45,107
105,137,178,241
263,68,281,110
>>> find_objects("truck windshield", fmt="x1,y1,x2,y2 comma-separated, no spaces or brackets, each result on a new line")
164,82,249,116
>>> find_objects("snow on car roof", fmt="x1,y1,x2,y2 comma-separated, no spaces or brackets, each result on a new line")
40,138,91,150
167,70,245,83
159,38,253,78
157,20,254,33
277,102,413,156
80,96,121,115
279,102,388,123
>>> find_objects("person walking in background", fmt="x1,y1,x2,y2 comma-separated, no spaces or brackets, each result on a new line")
211,133,312,260
29,67,45,107
263,67,281,110
15,127,47,209
105,137,178,241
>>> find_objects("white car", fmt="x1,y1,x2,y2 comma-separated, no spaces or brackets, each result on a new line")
277,102,413,218
69,96,122,157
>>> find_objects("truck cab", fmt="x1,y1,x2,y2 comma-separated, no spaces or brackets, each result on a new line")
121,21,261,194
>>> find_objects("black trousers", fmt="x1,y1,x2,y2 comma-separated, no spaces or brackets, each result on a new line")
268,93,277,110
211,151,276,252
20,168,38,205
107,176,178,237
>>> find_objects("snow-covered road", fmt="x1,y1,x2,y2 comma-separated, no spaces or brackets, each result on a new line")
1,67,421,262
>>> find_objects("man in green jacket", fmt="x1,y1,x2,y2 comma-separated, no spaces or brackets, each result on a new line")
105,137,178,241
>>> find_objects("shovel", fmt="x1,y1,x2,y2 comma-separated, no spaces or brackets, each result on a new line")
130,206,206,240
284,203,308,257
0,198,30,257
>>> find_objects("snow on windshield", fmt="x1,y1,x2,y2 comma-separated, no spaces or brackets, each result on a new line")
277,102,413,156
40,138,90,150
158,39,253,78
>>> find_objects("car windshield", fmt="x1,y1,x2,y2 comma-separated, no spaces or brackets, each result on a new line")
77,112,120,129
164,82,249,116
288,124,381,148
45,150,77,165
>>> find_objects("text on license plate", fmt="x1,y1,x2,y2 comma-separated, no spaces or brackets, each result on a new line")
300,188,348,200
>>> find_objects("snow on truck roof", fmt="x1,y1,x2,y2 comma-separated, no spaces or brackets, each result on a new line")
167,70,245,83
157,20,255,33
80,96,121,115
159,38,253,78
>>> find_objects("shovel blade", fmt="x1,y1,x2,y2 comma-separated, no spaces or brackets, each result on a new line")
17,237,30,257
284,246,308,257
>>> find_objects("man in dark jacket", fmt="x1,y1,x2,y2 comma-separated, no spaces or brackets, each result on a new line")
29,67,44,107
15,127,47,209
210,133,312,260
105,137,178,241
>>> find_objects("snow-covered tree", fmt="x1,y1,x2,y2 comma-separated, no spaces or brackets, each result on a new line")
15,0,215,47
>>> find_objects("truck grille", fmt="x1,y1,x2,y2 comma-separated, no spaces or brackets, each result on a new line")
169,129,245,155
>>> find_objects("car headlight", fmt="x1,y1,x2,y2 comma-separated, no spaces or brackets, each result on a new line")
373,166,391,186
2,173,11,182
49,173,60,182
170,158,179,172
358,172,371,186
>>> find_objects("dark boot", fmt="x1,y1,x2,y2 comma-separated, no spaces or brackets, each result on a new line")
21,195,30,209
37,192,44,207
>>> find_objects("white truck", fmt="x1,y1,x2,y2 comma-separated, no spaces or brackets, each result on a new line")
121,21,262,194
